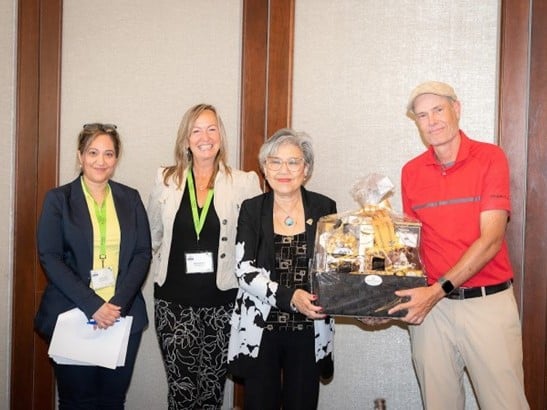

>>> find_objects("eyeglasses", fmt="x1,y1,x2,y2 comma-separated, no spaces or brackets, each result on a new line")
265,157,305,172
83,123,118,132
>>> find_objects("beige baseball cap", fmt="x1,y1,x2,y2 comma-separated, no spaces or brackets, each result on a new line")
407,81,458,114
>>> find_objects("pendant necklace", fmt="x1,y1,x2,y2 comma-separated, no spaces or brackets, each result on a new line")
275,198,300,227
284,215,295,227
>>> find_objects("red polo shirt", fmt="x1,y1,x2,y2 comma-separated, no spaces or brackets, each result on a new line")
401,131,513,287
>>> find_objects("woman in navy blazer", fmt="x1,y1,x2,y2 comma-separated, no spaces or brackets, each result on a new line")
35,123,151,409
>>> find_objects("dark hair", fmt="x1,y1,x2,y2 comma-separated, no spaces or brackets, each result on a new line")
78,123,121,158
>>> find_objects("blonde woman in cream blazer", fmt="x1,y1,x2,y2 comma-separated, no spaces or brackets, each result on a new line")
148,165,261,289
147,104,261,410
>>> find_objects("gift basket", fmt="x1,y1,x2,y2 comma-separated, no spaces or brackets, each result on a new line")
311,174,427,317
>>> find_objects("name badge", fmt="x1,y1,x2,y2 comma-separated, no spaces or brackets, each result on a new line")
90,267,115,290
185,252,214,274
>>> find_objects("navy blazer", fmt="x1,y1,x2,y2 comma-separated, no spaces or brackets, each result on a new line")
34,177,152,338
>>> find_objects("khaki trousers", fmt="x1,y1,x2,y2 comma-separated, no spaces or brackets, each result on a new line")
409,288,529,410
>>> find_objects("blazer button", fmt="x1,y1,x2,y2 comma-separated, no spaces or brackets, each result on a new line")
220,253,226,259
222,219,228,225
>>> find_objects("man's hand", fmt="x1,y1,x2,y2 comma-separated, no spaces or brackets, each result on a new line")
388,285,445,325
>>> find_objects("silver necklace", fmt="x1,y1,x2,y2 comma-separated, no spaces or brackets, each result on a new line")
284,215,295,227
274,198,300,227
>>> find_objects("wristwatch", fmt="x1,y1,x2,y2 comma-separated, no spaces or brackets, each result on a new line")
437,276,455,295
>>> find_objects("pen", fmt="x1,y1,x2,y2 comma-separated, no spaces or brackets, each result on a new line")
86,319,120,325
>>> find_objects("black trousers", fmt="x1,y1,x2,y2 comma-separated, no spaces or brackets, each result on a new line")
243,328,320,410
53,331,142,410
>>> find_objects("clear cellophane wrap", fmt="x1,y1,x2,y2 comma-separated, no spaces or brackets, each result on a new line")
310,174,426,317
312,174,424,277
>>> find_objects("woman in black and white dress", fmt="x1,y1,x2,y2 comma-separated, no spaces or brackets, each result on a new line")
228,128,337,410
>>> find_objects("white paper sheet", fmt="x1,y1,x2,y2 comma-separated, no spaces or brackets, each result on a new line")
48,308,133,369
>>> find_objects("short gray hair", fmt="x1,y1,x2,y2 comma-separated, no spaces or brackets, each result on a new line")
258,128,314,179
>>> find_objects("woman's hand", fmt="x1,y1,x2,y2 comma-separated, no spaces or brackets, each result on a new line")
91,302,121,329
290,289,326,320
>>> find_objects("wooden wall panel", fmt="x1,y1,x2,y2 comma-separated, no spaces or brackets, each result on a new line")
11,0,61,408
498,0,529,310
499,0,547,408
523,0,547,406
265,1,294,138
240,0,269,176
240,0,294,177
12,2,41,407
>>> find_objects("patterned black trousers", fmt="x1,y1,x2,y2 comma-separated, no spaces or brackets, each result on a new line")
155,299,233,410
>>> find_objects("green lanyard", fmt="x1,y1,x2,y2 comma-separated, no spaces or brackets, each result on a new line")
186,171,214,241
82,180,110,268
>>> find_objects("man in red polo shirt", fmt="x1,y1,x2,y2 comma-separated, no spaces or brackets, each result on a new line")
389,81,528,409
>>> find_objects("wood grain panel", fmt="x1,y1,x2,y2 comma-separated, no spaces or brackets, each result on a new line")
523,0,547,406
11,0,61,408
265,0,294,137
240,0,269,176
498,0,529,310
12,0,41,408
499,0,547,407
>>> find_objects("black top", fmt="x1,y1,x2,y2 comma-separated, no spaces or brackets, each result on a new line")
155,183,237,306
265,233,313,331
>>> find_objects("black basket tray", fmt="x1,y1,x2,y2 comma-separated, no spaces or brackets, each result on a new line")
312,271,427,317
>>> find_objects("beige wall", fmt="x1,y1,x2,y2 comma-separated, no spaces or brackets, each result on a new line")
2,0,499,408
1,0,16,404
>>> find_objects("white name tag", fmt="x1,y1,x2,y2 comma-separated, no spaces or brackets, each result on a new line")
185,252,214,274
90,267,115,290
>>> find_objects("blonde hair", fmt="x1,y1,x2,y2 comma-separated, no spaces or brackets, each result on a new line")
162,104,231,188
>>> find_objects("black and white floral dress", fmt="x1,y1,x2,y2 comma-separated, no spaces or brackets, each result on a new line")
227,188,336,379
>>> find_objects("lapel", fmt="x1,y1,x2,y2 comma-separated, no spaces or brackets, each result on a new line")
110,181,132,271
169,168,187,213
69,177,94,268
301,188,318,259
260,192,275,267
156,168,186,231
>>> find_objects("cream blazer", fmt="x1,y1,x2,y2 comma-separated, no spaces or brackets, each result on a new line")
147,165,262,289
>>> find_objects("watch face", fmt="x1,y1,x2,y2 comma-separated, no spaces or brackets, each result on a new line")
441,279,455,294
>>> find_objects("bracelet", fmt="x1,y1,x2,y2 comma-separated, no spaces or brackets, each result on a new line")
290,301,298,313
